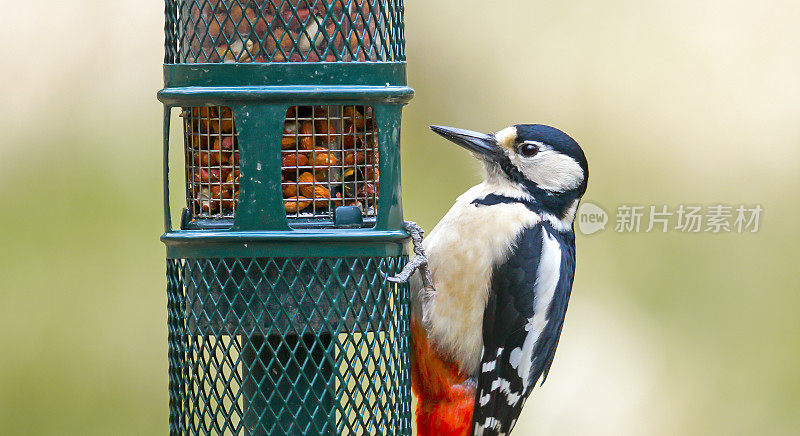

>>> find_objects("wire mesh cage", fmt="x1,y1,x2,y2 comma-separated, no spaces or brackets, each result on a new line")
167,256,411,435
281,105,379,220
183,106,240,218
165,0,405,63
183,105,379,222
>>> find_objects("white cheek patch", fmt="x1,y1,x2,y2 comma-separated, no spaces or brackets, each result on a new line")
511,149,584,192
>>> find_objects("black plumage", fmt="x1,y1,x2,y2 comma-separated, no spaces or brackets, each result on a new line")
470,217,576,435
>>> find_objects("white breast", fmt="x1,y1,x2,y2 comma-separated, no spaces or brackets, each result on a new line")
416,182,541,374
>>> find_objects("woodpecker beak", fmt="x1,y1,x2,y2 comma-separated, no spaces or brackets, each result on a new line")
430,125,499,159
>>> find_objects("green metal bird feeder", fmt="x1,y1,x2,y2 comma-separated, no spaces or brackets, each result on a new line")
159,1,413,434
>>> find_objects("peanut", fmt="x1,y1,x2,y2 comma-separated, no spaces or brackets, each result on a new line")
342,125,358,149
282,136,298,149
192,169,210,183
301,183,330,200
314,119,333,135
194,151,219,166
284,196,311,212
215,45,237,63
273,29,295,51
254,16,270,39
344,106,369,129
220,199,236,212
312,148,338,167
218,136,235,150
281,153,308,169
218,151,239,166
189,0,365,64
297,172,315,185
344,151,366,165
194,107,216,132
282,183,298,197
225,169,240,184
214,107,235,133
299,121,314,150
300,136,314,150
209,168,229,183
281,8,311,29
192,134,210,149
210,185,229,199
365,166,379,180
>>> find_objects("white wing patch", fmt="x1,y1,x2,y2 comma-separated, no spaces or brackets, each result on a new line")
475,417,503,436
508,229,562,390
489,378,522,406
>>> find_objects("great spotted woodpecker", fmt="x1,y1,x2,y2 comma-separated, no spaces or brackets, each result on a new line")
395,124,588,435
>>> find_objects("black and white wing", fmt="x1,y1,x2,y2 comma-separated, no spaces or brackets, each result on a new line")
472,223,576,435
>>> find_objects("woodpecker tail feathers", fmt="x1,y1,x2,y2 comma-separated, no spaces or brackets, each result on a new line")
411,316,476,436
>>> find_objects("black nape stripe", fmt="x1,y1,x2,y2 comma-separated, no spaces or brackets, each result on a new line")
472,194,543,214
471,193,578,227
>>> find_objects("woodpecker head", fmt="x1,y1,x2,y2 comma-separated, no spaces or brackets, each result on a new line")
430,124,588,218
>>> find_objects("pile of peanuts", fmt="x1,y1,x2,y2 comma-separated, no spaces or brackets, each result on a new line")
186,0,378,63
184,107,240,216
183,105,379,218
281,105,378,214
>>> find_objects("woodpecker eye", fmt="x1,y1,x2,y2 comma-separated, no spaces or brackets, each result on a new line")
518,142,539,157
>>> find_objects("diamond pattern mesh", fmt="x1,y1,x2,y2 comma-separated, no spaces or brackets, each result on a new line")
165,0,405,63
167,256,411,435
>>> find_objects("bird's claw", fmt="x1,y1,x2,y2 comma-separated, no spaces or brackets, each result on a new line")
388,255,425,283
388,221,434,290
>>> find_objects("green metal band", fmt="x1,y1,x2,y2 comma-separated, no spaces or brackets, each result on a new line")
158,85,414,106
164,62,407,88
162,229,409,242
159,89,410,234
162,229,409,258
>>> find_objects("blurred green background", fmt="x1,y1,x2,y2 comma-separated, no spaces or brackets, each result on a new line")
1,0,799,434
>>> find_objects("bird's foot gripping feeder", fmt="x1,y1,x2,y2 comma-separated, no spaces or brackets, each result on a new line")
387,221,432,288
160,1,413,434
